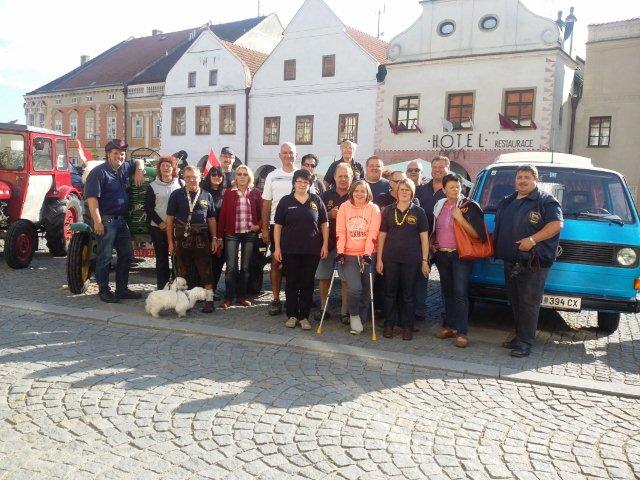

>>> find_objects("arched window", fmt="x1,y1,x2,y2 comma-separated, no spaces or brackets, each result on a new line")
69,111,78,139
107,105,117,140
85,109,95,140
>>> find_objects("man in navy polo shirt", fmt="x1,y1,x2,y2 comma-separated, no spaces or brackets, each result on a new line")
84,139,145,303
494,165,563,357
323,140,364,190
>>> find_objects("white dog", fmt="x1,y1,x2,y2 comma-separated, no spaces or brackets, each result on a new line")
163,276,188,291
145,287,207,318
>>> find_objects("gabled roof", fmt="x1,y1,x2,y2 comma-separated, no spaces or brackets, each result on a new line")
346,27,388,64
222,41,268,77
28,16,268,94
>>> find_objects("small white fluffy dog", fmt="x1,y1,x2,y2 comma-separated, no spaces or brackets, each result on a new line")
163,276,188,291
145,286,207,318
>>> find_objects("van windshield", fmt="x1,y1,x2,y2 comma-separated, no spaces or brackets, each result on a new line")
478,166,635,223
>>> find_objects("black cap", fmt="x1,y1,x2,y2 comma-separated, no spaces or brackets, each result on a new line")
104,139,128,153
220,146,234,156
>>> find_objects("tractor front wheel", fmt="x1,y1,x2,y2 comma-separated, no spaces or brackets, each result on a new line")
44,195,83,257
4,220,37,269
66,231,93,294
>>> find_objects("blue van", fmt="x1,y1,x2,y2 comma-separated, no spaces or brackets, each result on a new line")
469,152,640,333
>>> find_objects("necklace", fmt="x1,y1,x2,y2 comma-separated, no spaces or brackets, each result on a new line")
183,188,200,237
394,204,410,226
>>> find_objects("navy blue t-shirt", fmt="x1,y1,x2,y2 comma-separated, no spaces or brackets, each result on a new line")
321,189,349,251
84,160,137,216
380,203,429,264
493,188,563,266
166,188,215,224
367,178,390,198
324,159,364,188
274,193,328,255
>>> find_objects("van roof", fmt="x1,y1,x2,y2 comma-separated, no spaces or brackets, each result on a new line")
494,152,592,167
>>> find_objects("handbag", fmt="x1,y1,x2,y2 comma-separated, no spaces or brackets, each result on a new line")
452,211,494,260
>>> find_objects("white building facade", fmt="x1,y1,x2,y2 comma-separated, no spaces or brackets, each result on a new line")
161,30,266,164
376,0,579,180
248,0,387,173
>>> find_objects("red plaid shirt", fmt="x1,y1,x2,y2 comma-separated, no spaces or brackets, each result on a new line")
234,188,253,233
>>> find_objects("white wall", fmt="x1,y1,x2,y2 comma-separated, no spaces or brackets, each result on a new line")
235,13,284,54
161,30,249,162
248,0,381,169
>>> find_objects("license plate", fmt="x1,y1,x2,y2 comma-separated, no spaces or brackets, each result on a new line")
133,248,156,258
541,294,581,311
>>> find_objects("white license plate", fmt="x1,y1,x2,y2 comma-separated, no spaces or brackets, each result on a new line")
541,294,581,311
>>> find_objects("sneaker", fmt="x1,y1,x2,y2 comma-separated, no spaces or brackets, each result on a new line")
99,291,120,303
435,327,457,339
269,300,283,316
115,289,142,300
299,318,312,330
341,313,350,325
350,315,363,335
454,334,468,348
202,301,214,313
285,317,297,328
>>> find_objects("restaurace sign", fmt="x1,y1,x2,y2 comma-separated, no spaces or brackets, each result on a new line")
430,132,536,150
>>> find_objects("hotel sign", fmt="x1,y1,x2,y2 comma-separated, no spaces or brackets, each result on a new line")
430,132,535,150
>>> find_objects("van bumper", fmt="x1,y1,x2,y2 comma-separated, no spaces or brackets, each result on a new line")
469,285,640,314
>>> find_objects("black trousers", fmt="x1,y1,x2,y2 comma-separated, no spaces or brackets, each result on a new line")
383,261,419,329
150,225,170,290
504,262,550,347
282,253,320,320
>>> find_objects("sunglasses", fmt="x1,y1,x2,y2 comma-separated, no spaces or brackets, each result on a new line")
236,172,249,177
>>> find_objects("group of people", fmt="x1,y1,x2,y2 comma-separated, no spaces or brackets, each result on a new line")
86,138,563,358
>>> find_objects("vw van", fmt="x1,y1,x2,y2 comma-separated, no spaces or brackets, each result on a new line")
469,152,640,333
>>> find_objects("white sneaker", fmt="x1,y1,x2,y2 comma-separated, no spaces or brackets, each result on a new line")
285,317,297,328
350,315,363,334
299,318,312,330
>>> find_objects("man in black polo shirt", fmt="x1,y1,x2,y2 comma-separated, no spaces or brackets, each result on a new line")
84,139,145,303
494,165,563,357
323,140,364,190
415,155,449,228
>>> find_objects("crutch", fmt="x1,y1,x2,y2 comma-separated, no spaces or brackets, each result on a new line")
369,263,377,342
316,262,338,335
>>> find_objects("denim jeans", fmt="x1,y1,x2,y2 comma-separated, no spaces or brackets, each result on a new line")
95,216,133,294
434,251,473,335
338,255,374,321
224,232,258,301
504,262,550,347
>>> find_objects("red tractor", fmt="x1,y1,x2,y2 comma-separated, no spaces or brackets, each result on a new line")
0,123,83,268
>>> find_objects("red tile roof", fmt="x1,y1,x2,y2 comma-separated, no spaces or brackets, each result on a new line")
346,27,388,64
222,41,268,77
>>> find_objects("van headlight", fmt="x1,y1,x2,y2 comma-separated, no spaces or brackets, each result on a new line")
617,248,637,266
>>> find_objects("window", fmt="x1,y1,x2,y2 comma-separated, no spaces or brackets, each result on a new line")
322,55,335,77
219,105,236,135
55,99,61,105
195,106,211,135
133,116,143,138
284,59,296,81
447,93,474,130
54,114,62,132
56,139,68,171
0,133,24,170
504,89,535,128
338,114,358,143
209,69,218,86
295,116,314,145
153,116,161,138
438,20,456,36
38,113,45,128
588,116,611,147
85,95,93,102
32,138,53,171
171,107,186,136
263,117,280,145
107,116,117,139
479,15,499,31
71,97,78,104
394,95,420,131
85,113,95,139
107,93,115,100
28,114,34,126
69,113,78,139
188,72,196,88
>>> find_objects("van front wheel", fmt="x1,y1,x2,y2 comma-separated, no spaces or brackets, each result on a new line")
597,312,620,334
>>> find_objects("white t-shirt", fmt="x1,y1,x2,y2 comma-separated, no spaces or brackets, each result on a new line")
262,167,295,224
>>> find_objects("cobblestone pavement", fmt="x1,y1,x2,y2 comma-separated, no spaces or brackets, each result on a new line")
0,249,639,389
1,308,639,480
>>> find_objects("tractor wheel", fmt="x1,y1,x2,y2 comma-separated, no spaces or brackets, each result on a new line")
66,232,93,294
43,195,83,257
4,220,37,269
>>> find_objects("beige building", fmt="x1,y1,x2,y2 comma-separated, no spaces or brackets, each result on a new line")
573,18,640,201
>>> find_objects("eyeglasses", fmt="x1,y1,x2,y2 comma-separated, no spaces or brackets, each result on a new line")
236,172,248,177
407,168,422,173
295,179,309,184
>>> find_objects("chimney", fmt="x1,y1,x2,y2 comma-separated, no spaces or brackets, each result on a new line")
80,55,91,65
152,29,163,36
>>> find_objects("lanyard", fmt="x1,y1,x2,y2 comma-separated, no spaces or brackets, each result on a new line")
183,188,200,237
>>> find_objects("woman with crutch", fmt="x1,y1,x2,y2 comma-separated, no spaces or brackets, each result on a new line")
273,169,329,330
335,180,381,335
376,179,430,340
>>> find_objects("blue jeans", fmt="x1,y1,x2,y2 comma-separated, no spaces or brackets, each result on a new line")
434,251,473,335
224,232,258,301
95,216,133,294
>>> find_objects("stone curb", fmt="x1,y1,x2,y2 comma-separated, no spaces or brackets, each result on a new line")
3,297,639,400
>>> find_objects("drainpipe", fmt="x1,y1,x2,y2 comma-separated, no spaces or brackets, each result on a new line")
244,87,250,166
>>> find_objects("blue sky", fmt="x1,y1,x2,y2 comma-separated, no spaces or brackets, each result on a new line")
2,0,639,124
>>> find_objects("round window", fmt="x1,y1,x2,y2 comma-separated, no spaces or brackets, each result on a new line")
438,20,456,37
480,15,499,31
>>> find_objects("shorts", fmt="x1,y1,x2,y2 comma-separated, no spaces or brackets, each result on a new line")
315,248,337,280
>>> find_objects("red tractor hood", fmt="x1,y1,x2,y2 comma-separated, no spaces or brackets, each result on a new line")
0,180,10,200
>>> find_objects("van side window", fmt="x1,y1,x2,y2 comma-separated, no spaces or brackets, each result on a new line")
607,182,633,223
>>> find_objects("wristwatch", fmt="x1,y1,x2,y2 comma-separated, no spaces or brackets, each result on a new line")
529,237,536,246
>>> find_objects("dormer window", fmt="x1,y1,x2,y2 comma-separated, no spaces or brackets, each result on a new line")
480,15,499,31
437,20,455,37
